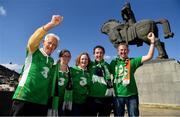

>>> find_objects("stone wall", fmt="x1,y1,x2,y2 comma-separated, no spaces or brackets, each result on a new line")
135,59,180,106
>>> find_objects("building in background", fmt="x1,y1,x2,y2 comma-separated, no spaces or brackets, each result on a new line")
0,64,20,115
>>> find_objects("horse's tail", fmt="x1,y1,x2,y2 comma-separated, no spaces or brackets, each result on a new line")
155,18,174,39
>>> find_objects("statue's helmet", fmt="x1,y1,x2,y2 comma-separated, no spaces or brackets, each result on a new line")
121,2,132,21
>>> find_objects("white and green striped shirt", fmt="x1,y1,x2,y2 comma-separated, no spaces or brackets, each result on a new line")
13,49,54,105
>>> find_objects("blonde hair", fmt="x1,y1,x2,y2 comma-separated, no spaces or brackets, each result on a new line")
117,42,129,49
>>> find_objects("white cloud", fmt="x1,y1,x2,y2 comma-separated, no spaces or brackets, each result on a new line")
0,6,6,16
104,55,117,62
1,63,23,73
104,55,111,60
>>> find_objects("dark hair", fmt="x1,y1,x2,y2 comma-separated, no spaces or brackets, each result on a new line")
57,49,71,63
75,52,91,67
93,45,105,54
59,49,71,57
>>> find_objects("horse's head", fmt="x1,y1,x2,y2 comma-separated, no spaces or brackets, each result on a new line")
101,19,120,34
101,20,125,48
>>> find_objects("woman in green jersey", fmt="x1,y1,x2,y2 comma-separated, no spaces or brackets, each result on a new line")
71,52,91,116
50,49,72,116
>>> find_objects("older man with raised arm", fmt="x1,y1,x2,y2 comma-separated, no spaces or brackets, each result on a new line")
10,15,63,116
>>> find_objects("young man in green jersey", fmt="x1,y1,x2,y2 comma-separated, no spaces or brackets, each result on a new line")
110,32,155,116
88,45,113,116
10,15,63,116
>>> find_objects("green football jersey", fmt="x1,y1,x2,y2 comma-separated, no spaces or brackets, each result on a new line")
13,49,54,105
88,60,111,97
57,68,70,103
110,57,142,97
71,66,91,104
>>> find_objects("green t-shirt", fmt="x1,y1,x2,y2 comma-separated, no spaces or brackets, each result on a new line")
13,49,54,105
110,57,142,97
71,66,91,104
88,60,111,97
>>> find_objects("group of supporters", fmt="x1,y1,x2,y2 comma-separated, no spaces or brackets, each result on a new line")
10,15,155,116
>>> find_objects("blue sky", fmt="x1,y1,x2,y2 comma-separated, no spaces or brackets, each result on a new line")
0,0,180,72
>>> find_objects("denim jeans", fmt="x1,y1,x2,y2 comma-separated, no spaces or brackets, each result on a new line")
113,95,139,117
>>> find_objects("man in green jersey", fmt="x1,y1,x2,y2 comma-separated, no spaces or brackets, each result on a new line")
88,45,113,116
110,32,155,116
10,15,63,116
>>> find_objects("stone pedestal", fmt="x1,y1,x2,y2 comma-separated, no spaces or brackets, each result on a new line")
135,59,180,107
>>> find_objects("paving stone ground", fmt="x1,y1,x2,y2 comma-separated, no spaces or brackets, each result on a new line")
110,106,180,117
139,106,180,117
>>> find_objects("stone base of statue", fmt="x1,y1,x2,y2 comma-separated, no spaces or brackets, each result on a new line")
135,59,180,107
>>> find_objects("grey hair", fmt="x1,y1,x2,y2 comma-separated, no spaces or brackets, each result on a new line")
44,33,60,44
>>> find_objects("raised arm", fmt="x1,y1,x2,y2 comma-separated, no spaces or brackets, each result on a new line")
27,15,63,53
141,32,155,63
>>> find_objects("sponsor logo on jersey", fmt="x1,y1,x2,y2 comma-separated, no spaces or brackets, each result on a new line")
41,67,49,78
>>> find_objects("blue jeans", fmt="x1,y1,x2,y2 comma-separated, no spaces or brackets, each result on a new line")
113,95,139,117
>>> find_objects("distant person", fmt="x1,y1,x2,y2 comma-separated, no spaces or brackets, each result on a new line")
110,32,155,116
10,15,63,116
87,45,113,116
71,52,91,116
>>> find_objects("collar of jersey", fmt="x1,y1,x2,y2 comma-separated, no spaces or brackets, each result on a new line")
59,65,69,73
77,66,87,71
117,56,128,61
94,59,105,65
40,48,49,57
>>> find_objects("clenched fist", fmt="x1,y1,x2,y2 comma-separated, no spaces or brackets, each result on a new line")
51,15,64,26
147,32,155,44
43,15,64,31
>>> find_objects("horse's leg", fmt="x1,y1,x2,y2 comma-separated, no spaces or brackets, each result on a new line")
156,19,174,39
155,38,169,59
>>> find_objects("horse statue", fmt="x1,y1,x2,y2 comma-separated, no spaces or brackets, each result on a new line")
101,2,174,59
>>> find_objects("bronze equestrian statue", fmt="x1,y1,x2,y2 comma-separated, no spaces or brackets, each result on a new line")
101,2,174,59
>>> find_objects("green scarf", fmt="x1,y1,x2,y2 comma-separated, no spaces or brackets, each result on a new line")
62,67,73,111
51,63,60,110
95,60,111,81
95,60,114,96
